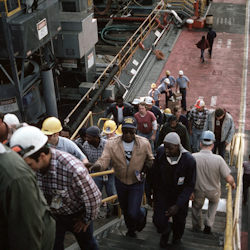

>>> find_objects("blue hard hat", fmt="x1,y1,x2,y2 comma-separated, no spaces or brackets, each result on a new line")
201,131,215,145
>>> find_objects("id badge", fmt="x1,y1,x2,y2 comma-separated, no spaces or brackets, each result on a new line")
103,175,108,182
51,196,62,209
196,119,201,125
216,120,220,126
177,177,185,185
143,123,148,128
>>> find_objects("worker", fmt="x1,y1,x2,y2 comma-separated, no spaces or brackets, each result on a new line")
10,126,102,250
41,117,88,164
176,70,190,111
0,142,55,250
192,131,236,234
148,83,161,107
102,120,117,139
105,95,133,125
87,117,154,237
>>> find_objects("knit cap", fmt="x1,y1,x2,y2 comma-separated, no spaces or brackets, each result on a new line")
163,132,181,145
86,126,100,137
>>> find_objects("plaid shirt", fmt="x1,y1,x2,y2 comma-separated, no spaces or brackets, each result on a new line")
37,148,102,223
189,107,209,130
82,138,106,163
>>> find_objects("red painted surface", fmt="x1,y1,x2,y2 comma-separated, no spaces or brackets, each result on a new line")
241,232,248,250
157,30,250,130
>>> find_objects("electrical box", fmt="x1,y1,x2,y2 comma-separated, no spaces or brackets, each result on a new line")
53,12,98,59
0,0,61,58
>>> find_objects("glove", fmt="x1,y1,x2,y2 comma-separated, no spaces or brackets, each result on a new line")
165,205,179,217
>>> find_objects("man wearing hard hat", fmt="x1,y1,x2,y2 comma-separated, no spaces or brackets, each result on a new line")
41,117,88,164
10,126,102,250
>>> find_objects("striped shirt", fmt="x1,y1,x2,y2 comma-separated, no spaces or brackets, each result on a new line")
37,148,102,223
189,108,209,130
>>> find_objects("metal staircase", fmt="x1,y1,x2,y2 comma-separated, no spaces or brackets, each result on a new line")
98,208,225,250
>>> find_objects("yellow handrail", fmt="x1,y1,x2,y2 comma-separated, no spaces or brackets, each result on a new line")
224,184,233,250
90,169,115,178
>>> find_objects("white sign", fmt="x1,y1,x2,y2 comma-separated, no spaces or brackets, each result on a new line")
130,68,137,75
37,18,48,40
0,97,19,113
132,59,139,66
88,52,94,69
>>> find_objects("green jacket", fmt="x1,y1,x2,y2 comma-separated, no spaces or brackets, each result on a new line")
0,144,55,250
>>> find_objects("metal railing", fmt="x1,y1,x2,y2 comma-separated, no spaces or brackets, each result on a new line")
224,133,244,250
64,1,166,126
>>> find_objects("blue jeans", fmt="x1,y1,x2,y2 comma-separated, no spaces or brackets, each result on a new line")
191,127,203,152
213,140,226,159
53,215,98,250
93,174,117,196
115,178,146,232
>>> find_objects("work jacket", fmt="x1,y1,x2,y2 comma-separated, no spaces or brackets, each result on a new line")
150,146,196,208
96,135,154,185
204,111,235,143
105,102,133,124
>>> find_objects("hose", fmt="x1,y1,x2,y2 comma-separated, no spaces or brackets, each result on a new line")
101,24,139,45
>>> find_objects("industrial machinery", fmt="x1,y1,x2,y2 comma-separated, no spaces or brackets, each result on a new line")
0,0,97,123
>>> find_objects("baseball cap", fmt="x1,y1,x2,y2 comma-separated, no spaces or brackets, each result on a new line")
201,131,215,145
145,96,154,105
195,99,205,109
179,70,184,75
122,117,137,129
164,78,170,84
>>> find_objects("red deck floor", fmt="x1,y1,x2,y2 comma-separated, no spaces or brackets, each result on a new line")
157,30,250,130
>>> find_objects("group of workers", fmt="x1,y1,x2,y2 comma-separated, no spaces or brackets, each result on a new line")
0,83,240,250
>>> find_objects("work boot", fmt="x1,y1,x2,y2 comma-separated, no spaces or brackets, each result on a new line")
159,222,172,248
203,225,212,234
126,230,136,238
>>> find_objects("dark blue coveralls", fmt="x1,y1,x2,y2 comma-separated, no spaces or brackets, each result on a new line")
150,146,196,242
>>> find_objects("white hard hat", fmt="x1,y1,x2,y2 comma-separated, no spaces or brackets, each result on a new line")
195,99,205,109
164,78,170,84
10,126,48,158
3,113,20,127
179,70,184,75
132,98,141,105
145,96,154,105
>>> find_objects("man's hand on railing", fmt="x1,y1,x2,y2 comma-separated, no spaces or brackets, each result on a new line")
85,163,102,172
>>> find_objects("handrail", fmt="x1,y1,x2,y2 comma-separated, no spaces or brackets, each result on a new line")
70,111,93,140
64,1,165,126
224,184,233,250
225,133,244,250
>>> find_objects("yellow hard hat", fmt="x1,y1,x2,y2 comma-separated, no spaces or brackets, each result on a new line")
166,70,171,75
151,83,156,89
115,124,122,135
164,108,172,114
103,120,117,134
41,117,63,135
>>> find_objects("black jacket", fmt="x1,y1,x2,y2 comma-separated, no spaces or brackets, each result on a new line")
150,146,196,208
105,102,133,124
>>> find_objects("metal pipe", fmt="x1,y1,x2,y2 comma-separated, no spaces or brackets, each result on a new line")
41,69,58,117
70,65,119,132
155,9,183,24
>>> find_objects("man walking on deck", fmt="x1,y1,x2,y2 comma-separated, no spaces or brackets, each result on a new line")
176,70,190,111
207,27,217,58
192,131,236,234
